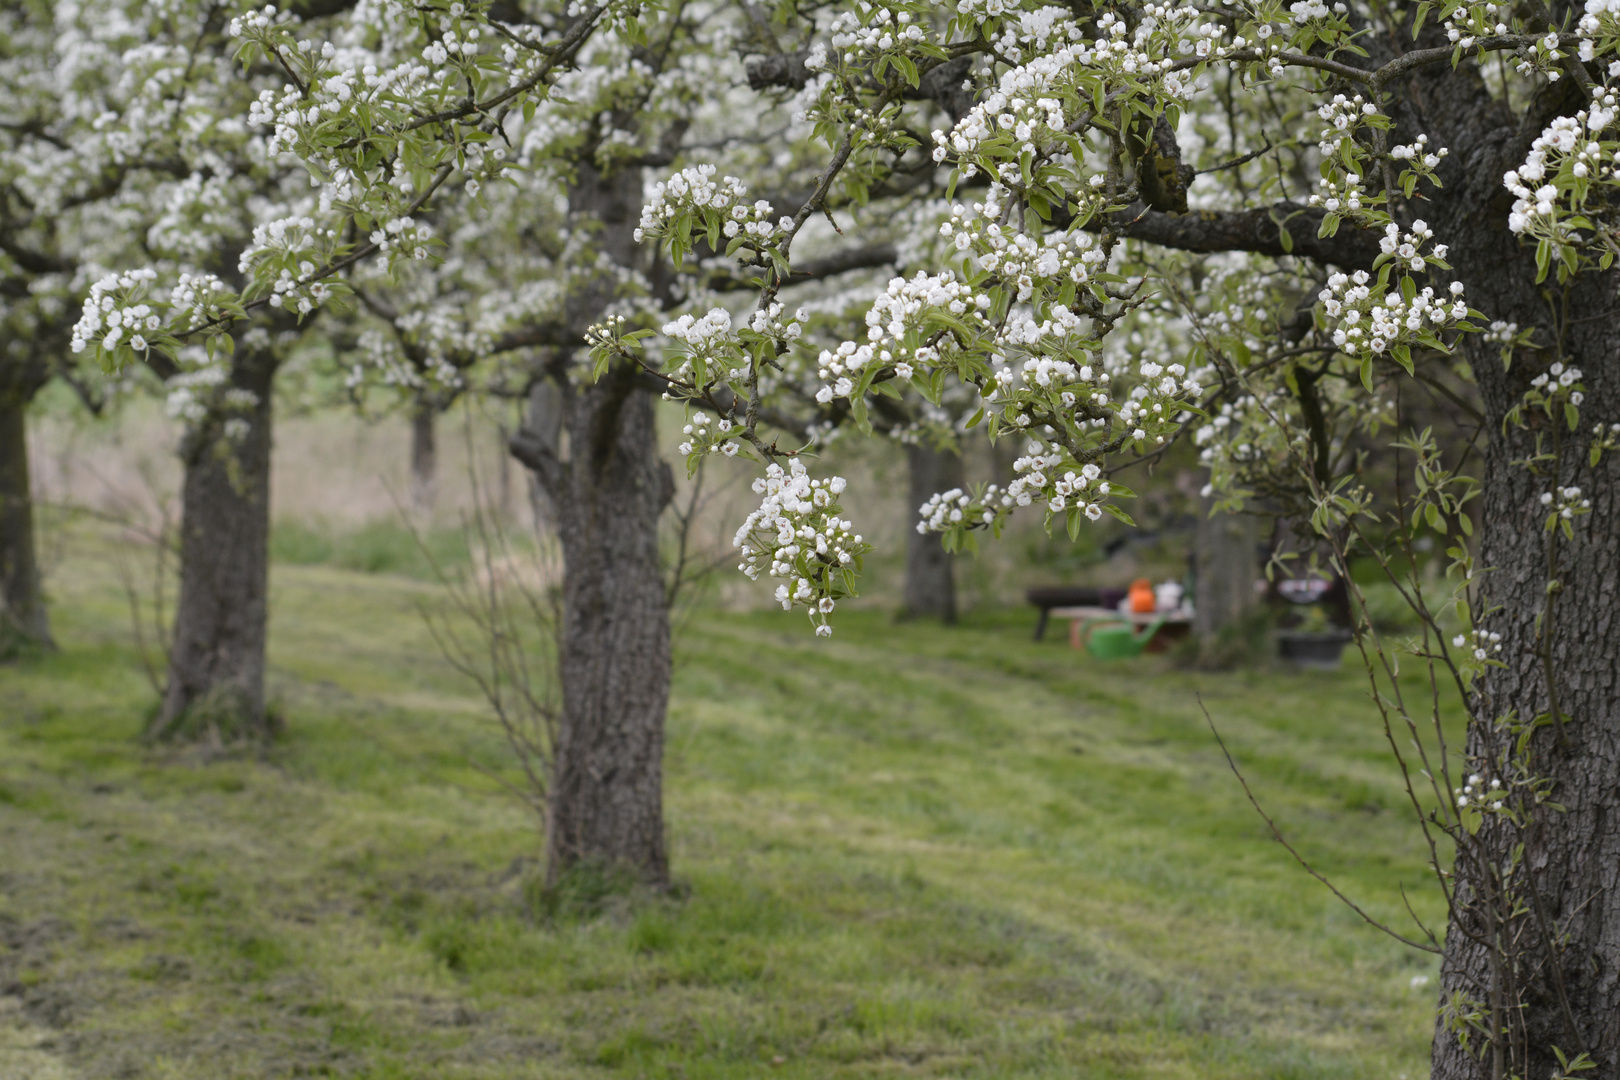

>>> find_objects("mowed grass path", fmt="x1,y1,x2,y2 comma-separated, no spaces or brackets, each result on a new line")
0,533,1450,1079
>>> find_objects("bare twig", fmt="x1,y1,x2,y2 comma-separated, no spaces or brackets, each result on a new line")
1198,694,1443,953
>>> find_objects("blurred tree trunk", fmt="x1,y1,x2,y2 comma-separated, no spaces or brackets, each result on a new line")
154,349,277,739
409,399,436,517
902,440,962,623
0,388,51,651
525,377,563,532
1192,492,1257,666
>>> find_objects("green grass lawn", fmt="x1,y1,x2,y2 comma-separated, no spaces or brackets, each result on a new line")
0,530,1454,1079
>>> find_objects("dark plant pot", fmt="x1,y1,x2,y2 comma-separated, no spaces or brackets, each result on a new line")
1277,630,1354,670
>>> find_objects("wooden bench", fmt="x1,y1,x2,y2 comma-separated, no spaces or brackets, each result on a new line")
1026,586,1125,641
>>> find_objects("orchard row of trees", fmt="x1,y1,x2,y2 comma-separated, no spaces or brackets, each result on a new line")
6,0,1620,1076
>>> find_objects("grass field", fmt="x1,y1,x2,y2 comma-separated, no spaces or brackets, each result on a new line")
0,528,1454,1079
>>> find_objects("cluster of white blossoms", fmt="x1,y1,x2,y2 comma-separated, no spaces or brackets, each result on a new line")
1316,94,1381,154
918,487,992,533
1443,0,1512,46
825,6,928,65
1540,485,1592,520
1387,134,1450,193
1318,269,1469,359
675,411,741,460
914,454,1122,550
1014,457,1111,517
984,6,1087,65
1452,629,1505,663
1390,134,1446,169
237,215,350,315
659,306,751,389
1519,359,1588,424
1453,772,1501,810
813,271,988,404
634,166,787,249
1376,219,1449,271
930,8,1201,181
975,222,1108,299
746,302,807,345
732,461,868,636
71,269,162,356
170,273,235,331
1504,97,1620,250
1578,0,1620,63
1307,171,1368,216
1530,360,1584,398
422,22,484,66
240,41,424,161
1289,1,1336,23
930,48,1088,170
368,215,435,258
1515,31,1566,78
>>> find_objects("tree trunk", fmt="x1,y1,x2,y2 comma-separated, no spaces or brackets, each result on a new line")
902,439,961,623
1191,494,1256,666
525,376,564,533
0,390,51,651
1418,71,1620,1080
155,351,277,739
510,366,673,888
409,399,436,517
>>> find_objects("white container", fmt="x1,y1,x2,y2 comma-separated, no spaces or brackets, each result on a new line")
1155,581,1184,613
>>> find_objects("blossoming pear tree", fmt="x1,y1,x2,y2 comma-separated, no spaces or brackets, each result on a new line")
603,1,1620,1074
0,1,176,651
59,0,1620,1069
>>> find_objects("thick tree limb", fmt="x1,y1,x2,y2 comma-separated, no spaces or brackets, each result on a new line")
704,242,899,292
1104,201,1382,269
746,50,811,92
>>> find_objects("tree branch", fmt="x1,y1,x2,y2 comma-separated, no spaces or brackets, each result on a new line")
1101,200,1383,268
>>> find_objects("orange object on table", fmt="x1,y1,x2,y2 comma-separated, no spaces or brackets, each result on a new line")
1128,578,1155,613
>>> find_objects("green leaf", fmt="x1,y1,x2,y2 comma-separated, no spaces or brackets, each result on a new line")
1359,357,1374,392
1103,503,1136,527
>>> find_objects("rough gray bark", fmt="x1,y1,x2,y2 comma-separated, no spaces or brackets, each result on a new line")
409,399,437,516
155,349,277,737
524,377,564,532
506,160,675,888
1407,54,1620,1080
1192,494,1257,665
901,439,961,623
0,389,50,651
510,365,673,888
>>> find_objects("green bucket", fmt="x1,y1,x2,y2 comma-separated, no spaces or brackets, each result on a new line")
1078,616,1166,660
